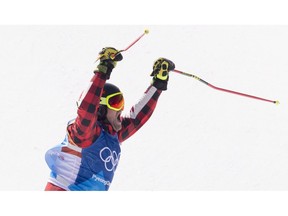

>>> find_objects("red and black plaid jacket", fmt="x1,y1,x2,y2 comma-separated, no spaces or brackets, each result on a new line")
67,71,162,148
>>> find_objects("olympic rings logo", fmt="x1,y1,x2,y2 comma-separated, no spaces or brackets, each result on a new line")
99,147,120,172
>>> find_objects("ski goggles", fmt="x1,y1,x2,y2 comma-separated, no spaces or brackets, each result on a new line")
100,92,124,111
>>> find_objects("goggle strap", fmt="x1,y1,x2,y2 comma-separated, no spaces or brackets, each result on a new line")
100,97,107,105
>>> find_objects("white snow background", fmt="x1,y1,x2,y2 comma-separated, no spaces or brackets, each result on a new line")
0,25,288,214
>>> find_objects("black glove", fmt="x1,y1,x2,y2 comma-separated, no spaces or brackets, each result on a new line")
95,47,123,79
150,58,175,90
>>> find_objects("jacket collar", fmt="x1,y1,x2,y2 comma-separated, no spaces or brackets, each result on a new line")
100,120,117,135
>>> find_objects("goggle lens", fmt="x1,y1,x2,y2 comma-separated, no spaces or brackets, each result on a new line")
107,93,124,111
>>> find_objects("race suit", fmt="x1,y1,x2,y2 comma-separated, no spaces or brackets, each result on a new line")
45,72,162,190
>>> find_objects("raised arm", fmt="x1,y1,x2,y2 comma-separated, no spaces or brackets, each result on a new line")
67,47,123,147
118,58,175,142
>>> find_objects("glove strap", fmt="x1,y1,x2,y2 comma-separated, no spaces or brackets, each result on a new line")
152,77,168,90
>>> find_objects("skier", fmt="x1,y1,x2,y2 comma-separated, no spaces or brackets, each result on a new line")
44,47,175,191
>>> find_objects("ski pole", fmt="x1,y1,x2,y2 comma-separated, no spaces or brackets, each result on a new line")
95,29,149,62
120,29,149,52
173,69,280,105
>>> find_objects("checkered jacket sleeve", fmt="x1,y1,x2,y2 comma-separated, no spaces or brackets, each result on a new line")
118,85,162,142
67,72,106,148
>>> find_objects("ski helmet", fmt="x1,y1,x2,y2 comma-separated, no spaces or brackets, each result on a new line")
98,83,124,120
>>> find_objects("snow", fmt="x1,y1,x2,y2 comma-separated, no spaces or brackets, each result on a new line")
1,25,288,213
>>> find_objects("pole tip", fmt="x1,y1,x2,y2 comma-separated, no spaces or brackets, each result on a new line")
275,100,280,105
144,29,149,34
